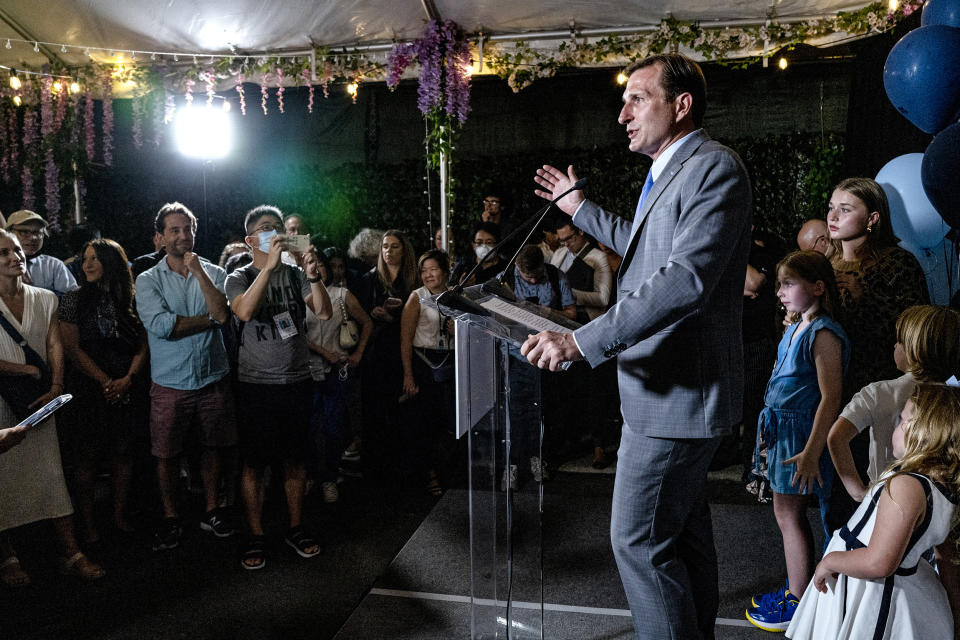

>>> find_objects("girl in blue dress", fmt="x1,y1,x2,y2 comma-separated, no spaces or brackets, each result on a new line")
747,250,850,631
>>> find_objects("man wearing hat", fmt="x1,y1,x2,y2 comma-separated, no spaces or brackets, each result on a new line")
5,210,78,296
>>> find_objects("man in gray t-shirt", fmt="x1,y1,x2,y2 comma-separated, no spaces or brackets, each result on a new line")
225,205,332,571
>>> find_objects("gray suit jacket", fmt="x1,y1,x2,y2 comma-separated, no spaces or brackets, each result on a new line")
572,130,752,438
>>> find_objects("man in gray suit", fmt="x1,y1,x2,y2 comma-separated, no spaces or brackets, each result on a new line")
522,54,752,639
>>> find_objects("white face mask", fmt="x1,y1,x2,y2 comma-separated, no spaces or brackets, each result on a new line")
475,245,493,261
255,229,278,252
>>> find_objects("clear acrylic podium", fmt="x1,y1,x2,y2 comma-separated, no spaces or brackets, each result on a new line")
431,286,580,640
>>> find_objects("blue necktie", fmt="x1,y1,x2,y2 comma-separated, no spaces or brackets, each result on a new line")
631,172,655,238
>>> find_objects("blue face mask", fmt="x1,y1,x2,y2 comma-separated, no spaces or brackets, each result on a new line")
256,229,278,252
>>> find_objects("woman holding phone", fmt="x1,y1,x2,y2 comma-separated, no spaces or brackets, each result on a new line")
357,230,416,480
0,229,103,587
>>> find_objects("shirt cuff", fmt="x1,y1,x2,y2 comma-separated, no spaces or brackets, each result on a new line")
571,200,587,222
571,331,585,359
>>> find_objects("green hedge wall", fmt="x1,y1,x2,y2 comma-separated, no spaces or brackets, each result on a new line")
280,131,845,258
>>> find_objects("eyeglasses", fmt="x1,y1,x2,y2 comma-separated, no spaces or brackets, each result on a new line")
483,199,500,205
251,222,281,234
10,227,44,239
557,232,578,245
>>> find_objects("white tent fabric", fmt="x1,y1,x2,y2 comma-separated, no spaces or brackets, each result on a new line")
0,0,875,71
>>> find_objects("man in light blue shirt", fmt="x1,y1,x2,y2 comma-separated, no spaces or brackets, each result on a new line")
136,202,237,551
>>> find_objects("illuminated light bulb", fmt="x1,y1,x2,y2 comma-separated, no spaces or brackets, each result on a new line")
888,0,899,10
346,81,358,95
221,100,231,112
52,80,62,93
462,62,473,77
13,95,21,106
9,75,21,90
778,56,788,70
616,72,628,85
70,81,80,94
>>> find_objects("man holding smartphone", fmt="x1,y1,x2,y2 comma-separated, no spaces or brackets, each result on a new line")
226,205,332,570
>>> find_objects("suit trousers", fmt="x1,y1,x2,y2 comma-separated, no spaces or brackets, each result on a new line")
611,424,722,640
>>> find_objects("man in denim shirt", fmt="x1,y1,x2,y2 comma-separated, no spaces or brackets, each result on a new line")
136,202,236,551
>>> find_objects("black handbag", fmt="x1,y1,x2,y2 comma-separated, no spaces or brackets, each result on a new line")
0,312,52,420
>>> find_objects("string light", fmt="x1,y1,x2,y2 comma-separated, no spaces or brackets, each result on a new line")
9,75,21,90
221,100,231,112
151,52,157,60
346,81,358,95
4,39,10,49
33,41,39,52
888,0,899,10
616,72,628,84
84,47,90,56
60,44,67,53
52,80,62,92
13,95,21,106
70,81,80,94
778,56,788,70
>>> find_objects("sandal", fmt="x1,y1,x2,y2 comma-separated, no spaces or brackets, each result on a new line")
284,525,320,558
1,556,31,588
59,552,105,581
240,535,267,571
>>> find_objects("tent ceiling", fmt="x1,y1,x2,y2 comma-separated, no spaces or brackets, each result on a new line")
0,0,874,71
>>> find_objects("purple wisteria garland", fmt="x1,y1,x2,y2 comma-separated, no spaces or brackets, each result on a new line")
84,92,95,161
101,77,114,166
236,75,247,115
21,108,38,211
44,149,60,229
386,19,471,170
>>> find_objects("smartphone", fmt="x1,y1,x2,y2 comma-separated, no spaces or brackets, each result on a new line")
286,234,311,253
16,394,73,429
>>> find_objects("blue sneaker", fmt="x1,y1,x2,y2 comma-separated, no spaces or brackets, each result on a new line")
750,582,792,609
746,595,798,632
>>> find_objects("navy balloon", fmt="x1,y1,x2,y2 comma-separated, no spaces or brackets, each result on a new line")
883,25,960,134
922,122,960,229
922,0,960,28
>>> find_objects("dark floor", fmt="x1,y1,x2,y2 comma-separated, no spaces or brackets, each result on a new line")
1,456,820,640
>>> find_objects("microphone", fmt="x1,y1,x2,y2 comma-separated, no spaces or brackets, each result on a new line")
489,178,588,297
437,177,587,314
456,178,588,296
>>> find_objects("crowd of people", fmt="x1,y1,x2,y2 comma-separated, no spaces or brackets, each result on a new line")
0,62,958,636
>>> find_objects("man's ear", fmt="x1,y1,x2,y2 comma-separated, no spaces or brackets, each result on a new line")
674,92,693,123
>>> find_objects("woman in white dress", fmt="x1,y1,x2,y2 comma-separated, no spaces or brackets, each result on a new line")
787,383,959,639
0,229,103,586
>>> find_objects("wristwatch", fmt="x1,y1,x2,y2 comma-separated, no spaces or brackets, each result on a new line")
208,313,222,329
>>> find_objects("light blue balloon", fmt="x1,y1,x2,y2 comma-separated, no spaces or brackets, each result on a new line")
876,153,949,250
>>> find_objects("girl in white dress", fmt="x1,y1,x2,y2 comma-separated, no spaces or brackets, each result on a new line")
787,383,960,639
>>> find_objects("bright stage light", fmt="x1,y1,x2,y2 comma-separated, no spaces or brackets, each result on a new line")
174,105,233,159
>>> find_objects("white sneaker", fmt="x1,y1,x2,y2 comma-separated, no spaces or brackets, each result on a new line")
321,481,339,504
500,464,518,491
530,457,549,482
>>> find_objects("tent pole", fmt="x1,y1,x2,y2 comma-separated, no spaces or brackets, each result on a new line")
439,127,448,254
